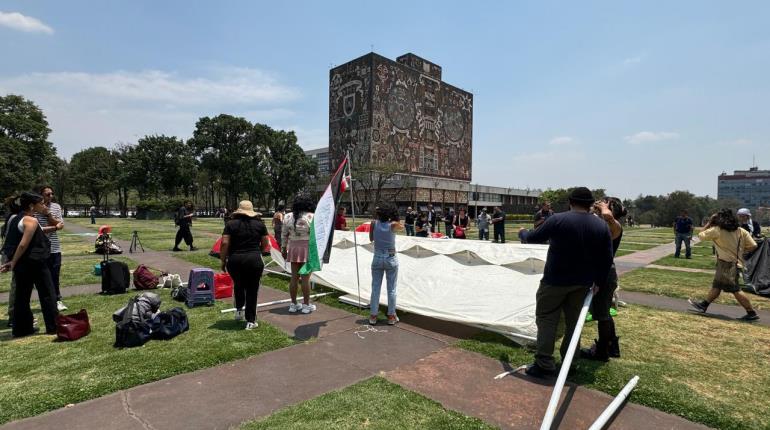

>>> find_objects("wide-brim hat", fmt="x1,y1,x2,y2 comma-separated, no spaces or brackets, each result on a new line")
737,208,751,216
233,200,261,218
568,187,595,203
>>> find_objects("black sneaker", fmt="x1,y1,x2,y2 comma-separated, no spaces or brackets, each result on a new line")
172,247,182,252
738,312,759,322
189,246,198,251
688,298,708,313
524,363,556,379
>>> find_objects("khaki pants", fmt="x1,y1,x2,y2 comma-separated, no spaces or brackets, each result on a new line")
535,282,589,371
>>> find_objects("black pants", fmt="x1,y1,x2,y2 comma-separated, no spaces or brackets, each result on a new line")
13,258,58,336
175,224,193,248
494,227,505,243
445,224,453,238
590,264,618,321
227,252,264,323
47,252,62,301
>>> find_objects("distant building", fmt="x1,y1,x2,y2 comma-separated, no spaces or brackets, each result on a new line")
305,147,330,176
718,167,770,210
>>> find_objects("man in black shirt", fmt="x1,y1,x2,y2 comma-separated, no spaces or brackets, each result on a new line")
518,187,613,378
404,207,416,236
491,207,506,243
173,201,197,251
427,204,437,233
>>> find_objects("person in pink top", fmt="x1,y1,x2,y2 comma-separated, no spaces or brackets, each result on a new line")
281,195,316,314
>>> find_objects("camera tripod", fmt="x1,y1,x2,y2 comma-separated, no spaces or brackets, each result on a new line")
129,230,144,253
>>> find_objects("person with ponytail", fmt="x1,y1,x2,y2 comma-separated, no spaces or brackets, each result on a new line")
0,192,59,337
1,196,22,327
280,195,316,314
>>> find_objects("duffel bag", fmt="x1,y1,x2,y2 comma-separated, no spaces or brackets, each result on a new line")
114,298,152,348
133,264,159,290
151,307,189,340
214,272,233,299
56,309,91,341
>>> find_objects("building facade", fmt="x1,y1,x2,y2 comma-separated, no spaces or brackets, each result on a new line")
329,52,473,181
718,167,770,210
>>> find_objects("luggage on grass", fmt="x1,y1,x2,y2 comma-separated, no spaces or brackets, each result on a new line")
112,292,161,322
150,307,189,340
114,297,152,348
214,272,233,299
56,309,91,341
186,268,215,307
133,264,159,290
101,260,130,295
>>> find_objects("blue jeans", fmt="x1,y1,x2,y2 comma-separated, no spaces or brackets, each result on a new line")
370,254,398,316
675,232,691,258
479,228,489,240
405,224,415,236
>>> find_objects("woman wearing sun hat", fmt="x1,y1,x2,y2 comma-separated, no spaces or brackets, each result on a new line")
220,200,269,330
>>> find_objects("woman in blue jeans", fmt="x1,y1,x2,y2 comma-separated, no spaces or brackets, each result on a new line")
368,203,403,325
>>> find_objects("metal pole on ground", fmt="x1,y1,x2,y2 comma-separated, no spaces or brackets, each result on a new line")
540,288,594,430
587,375,640,430
346,151,363,310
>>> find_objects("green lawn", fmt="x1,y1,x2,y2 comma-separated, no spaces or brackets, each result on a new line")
652,243,718,270
619,268,770,309
0,289,295,425
457,304,770,430
67,218,217,252
239,377,496,430
0,255,140,295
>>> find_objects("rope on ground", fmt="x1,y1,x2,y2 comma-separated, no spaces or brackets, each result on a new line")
353,325,388,339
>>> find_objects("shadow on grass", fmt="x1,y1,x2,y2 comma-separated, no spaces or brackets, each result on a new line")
208,320,245,331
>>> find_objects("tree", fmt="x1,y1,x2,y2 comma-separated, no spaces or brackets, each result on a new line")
349,147,404,214
50,157,72,211
264,127,317,209
120,135,197,199
69,147,118,208
188,115,267,209
0,94,57,198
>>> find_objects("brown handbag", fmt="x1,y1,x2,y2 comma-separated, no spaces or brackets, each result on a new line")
56,309,91,341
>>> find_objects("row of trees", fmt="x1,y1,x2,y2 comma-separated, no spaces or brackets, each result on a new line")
1,94,318,215
539,188,741,226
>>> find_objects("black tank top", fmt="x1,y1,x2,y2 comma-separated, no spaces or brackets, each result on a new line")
20,216,51,262
612,228,623,256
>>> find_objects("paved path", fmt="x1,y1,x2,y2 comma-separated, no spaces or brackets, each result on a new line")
614,237,700,276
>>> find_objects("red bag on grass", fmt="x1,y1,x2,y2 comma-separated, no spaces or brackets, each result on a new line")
56,309,91,341
134,264,159,290
214,273,233,299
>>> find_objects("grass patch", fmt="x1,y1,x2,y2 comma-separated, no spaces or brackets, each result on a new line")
457,304,770,430
59,233,97,256
239,376,496,430
620,268,770,309
0,289,295,424
652,244,718,270
66,218,216,252
0,256,140,295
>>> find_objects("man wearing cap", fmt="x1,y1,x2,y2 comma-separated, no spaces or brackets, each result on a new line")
518,187,614,378
737,208,763,239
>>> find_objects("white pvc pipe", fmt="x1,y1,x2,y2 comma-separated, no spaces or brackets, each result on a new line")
540,289,594,430
220,292,335,313
587,376,640,430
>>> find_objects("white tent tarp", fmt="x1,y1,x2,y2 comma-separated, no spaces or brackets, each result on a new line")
270,231,548,343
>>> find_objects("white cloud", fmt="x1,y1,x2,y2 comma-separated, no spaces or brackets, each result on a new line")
0,11,53,34
624,131,679,145
549,136,576,146
718,138,753,146
623,56,642,66
0,67,301,157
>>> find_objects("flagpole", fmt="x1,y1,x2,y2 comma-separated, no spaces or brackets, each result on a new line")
346,150,363,310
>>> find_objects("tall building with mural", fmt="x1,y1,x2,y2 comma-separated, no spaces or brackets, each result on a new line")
324,52,539,214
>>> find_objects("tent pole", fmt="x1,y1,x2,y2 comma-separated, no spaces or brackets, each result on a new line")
346,151,363,310
587,375,640,430
540,289,594,430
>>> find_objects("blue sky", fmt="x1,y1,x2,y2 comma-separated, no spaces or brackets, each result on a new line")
1,1,768,199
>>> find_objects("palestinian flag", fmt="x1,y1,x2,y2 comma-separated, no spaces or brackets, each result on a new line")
299,157,349,275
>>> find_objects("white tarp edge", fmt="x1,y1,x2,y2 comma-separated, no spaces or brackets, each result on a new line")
270,231,548,343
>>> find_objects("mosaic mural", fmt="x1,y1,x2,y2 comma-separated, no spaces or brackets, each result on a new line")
329,53,473,181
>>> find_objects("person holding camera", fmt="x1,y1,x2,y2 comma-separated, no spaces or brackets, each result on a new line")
689,209,758,321
517,187,614,378
581,198,625,361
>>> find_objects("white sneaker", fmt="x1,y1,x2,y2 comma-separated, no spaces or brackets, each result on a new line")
288,302,301,313
234,310,244,321
245,322,258,330
301,303,317,314
57,301,68,311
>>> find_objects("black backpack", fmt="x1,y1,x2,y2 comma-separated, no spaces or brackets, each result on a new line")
114,297,152,348
101,260,130,295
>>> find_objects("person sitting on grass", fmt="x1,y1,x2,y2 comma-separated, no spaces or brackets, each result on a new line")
688,209,759,321
368,203,403,326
